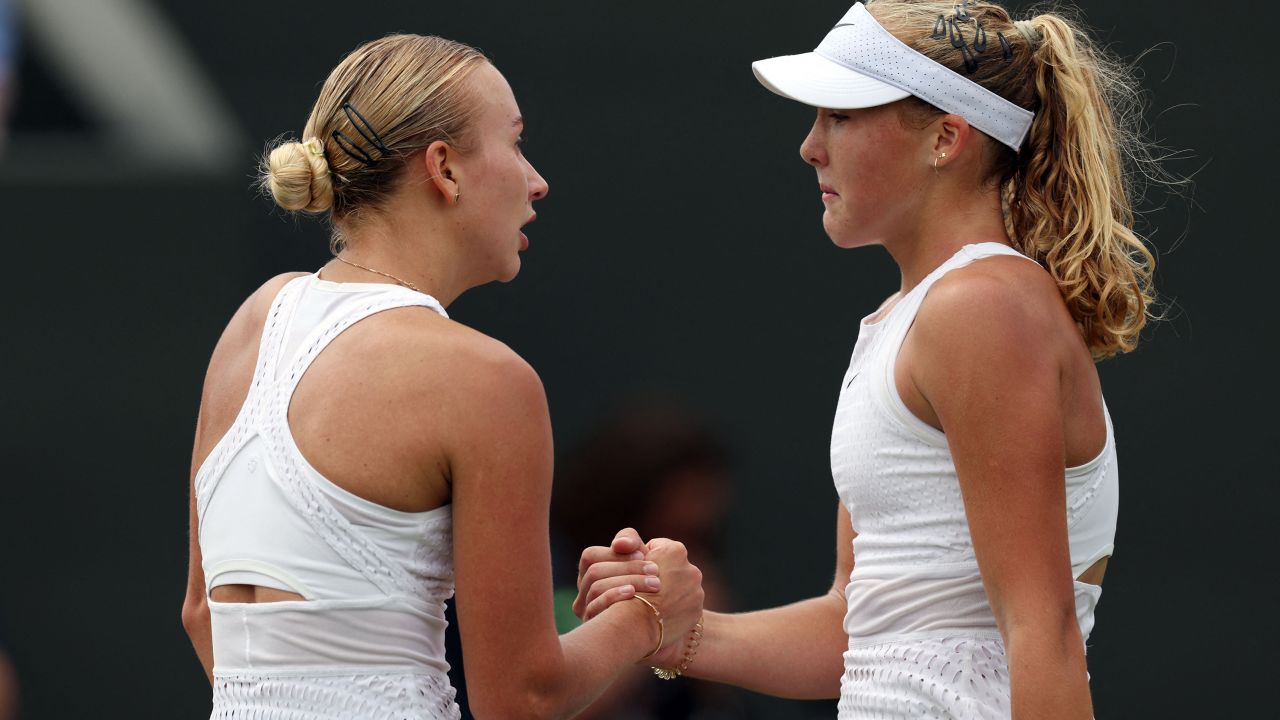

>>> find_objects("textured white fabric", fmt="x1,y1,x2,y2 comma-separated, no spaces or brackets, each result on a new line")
752,3,1034,150
829,243,1118,718
195,274,460,720
840,636,1011,719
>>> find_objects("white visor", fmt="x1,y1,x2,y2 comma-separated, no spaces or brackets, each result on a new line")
752,2,1033,151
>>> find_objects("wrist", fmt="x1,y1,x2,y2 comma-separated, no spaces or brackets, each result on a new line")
604,593,662,661
630,594,664,660
652,614,703,680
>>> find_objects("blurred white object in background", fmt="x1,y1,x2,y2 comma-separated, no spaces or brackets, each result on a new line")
9,0,246,176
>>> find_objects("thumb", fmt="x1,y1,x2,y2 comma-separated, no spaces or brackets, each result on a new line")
610,527,646,559
645,537,673,553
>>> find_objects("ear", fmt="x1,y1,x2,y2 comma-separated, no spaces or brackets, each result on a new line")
422,139,462,204
931,113,975,170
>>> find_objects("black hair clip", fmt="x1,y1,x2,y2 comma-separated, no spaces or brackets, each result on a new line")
973,21,988,53
954,1,972,22
958,42,979,73
947,17,979,73
931,14,947,39
948,16,967,49
331,102,391,167
997,31,1013,62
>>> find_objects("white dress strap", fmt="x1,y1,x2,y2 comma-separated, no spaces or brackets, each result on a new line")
257,287,448,597
195,276,310,525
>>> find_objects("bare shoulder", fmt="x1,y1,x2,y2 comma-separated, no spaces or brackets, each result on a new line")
216,272,311,354
194,272,310,464
370,309,544,412
915,255,1068,355
370,312,550,471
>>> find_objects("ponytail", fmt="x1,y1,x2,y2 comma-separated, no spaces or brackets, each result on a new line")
1006,13,1155,358
868,0,1176,358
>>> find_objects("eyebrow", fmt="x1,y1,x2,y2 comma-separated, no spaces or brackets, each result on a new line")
513,116,524,128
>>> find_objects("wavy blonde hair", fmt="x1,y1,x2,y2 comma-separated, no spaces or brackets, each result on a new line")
259,34,487,251
869,0,1167,358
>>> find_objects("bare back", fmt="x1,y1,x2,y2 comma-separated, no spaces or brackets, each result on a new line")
190,272,490,603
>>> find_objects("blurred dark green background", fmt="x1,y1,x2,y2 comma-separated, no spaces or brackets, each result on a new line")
0,0,1272,717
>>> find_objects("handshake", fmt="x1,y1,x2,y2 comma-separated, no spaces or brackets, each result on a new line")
573,527,706,673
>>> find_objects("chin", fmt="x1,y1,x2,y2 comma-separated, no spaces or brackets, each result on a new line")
824,214,877,250
496,256,522,283
823,218,857,249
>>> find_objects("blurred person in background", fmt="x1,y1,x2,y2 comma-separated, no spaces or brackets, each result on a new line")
0,652,15,720
550,402,744,720
576,1,1176,718
0,615,18,720
182,34,703,719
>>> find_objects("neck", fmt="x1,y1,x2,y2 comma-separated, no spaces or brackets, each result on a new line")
325,199,471,308
882,183,1011,295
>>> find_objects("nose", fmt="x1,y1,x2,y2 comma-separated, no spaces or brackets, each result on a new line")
800,112,826,168
527,159,549,201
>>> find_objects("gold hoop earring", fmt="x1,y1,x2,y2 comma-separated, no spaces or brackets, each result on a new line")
454,189,461,203
933,152,947,170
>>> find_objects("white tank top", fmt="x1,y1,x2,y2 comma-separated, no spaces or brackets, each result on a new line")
830,243,1119,648
194,274,461,719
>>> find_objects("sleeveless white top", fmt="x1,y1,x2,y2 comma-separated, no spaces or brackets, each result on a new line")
194,274,461,720
830,243,1118,718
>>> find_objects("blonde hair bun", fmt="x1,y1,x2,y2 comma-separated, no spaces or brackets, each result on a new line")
264,138,335,213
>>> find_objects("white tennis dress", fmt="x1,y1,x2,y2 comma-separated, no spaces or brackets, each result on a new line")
830,243,1118,719
194,274,461,719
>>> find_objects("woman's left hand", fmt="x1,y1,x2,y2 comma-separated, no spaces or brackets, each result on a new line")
572,527,654,621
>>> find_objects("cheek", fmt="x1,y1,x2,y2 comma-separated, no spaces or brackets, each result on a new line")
845,137,917,205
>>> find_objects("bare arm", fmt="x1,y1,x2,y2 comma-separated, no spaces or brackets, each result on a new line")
446,346,703,720
181,467,213,685
578,503,855,699
181,275,303,685
912,272,1093,720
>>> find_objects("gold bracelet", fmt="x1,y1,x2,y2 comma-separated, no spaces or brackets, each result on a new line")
630,594,664,660
652,615,703,680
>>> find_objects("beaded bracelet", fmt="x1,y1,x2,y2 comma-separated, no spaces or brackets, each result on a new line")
630,594,664,660
653,616,704,680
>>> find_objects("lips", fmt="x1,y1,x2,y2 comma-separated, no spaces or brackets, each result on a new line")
819,183,837,196
519,212,536,251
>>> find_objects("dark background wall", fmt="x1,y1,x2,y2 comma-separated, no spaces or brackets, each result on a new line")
0,0,1272,718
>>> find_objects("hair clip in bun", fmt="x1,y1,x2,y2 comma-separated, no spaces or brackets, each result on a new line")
302,138,326,158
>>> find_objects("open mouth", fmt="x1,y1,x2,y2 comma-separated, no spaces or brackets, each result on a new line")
519,213,536,250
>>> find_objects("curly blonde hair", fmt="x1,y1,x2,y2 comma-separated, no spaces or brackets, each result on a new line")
870,0,1167,358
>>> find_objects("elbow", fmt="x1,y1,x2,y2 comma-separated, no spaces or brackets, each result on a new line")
181,593,208,639
997,599,1082,652
469,685,563,720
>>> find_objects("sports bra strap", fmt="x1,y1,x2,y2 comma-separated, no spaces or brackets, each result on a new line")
254,288,448,597
194,277,309,524
273,288,446,398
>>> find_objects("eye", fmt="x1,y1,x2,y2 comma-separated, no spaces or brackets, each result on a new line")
516,135,526,147
828,112,850,123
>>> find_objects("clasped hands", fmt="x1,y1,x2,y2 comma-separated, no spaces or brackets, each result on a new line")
574,527,704,668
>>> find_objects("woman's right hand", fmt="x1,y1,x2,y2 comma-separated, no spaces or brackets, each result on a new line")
576,528,704,666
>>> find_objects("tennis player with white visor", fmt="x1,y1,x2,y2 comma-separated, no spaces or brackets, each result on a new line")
575,1,1165,717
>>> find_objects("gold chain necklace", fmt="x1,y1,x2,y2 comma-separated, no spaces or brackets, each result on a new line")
333,256,420,292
